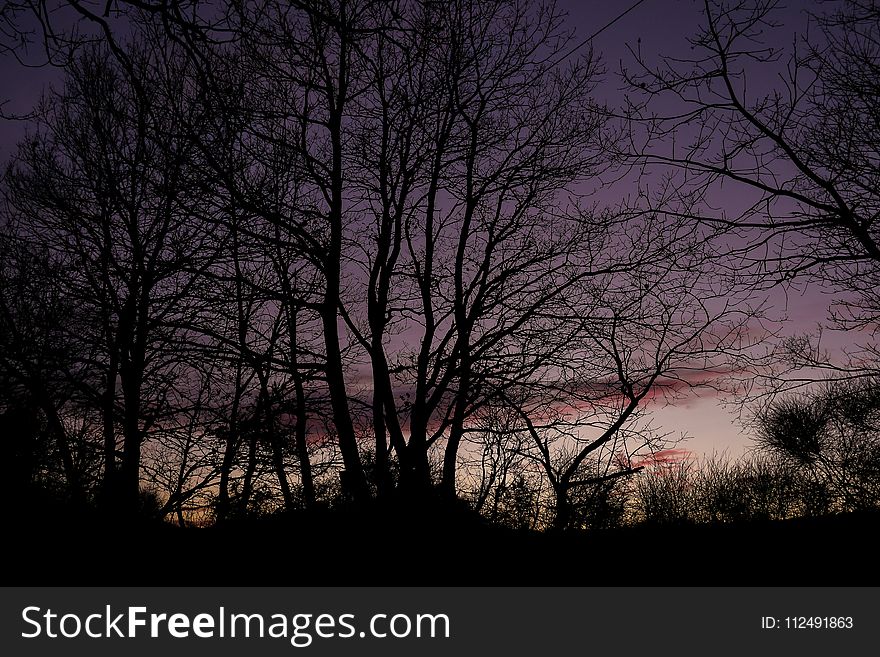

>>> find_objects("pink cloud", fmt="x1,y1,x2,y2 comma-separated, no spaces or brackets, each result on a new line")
631,448,692,470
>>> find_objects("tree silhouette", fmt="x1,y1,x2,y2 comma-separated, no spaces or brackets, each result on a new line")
626,0,880,381
0,0,761,527
757,379,880,511
2,44,220,515
0,226,86,500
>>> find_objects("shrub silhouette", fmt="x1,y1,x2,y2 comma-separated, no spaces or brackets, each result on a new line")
631,453,840,526
757,380,880,512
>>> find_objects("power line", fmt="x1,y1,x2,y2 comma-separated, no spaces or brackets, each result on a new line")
555,0,652,64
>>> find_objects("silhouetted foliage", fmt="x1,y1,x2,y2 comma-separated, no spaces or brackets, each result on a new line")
757,379,880,511
632,454,838,526
2,0,875,551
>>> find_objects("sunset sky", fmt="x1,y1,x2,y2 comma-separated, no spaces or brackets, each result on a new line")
562,0,838,458
0,0,842,460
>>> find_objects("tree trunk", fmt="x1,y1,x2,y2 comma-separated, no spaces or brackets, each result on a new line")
240,431,258,515
553,485,572,532
322,87,370,503
292,377,316,510
287,305,316,510
100,354,119,506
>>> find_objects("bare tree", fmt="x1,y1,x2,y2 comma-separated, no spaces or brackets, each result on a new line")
626,0,880,386
205,0,617,504
0,224,87,500
2,43,219,514
0,0,764,528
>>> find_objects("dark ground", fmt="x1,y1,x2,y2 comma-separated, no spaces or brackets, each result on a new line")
5,494,878,586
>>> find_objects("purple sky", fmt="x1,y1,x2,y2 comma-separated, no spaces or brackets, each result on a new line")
563,0,835,458
0,0,838,459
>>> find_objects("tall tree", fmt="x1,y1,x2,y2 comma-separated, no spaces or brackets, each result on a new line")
2,44,217,514
626,0,880,389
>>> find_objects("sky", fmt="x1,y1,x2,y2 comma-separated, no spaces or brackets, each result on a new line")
555,0,831,459
0,0,840,460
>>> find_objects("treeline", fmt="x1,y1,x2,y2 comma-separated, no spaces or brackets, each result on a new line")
459,379,880,531
1,0,879,529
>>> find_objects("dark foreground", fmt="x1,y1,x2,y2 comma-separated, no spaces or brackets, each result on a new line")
7,496,878,586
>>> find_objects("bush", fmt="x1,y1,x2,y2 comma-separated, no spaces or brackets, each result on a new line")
631,453,840,527
756,379,880,512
